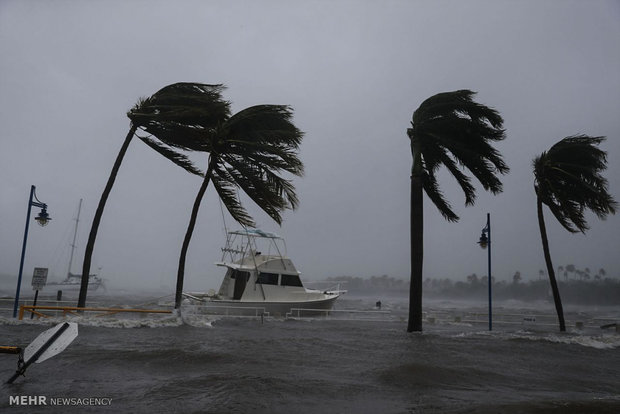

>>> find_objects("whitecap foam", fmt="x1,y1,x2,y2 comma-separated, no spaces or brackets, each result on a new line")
503,330,620,349
0,312,221,329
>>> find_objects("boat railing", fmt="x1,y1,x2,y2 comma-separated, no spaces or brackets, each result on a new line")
183,302,270,318
286,307,392,320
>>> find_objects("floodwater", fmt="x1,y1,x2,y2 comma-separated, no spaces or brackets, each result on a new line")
1,291,619,413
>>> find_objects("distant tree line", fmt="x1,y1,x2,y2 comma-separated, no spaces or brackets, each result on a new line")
327,272,620,306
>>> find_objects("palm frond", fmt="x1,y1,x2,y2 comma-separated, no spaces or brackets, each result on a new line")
222,105,303,147
221,161,290,225
137,135,204,176
422,169,459,222
409,90,508,220
533,135,617,233
127,83,230,151
210,162,255,227
413,90,504,131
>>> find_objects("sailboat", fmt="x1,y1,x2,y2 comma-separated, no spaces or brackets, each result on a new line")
48,199,103,292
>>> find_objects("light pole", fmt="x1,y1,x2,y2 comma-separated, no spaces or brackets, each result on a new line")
13,185,52,318
478,213,492,331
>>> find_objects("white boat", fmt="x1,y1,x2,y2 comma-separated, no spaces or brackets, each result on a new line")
185,229,344,316
47,199,103,292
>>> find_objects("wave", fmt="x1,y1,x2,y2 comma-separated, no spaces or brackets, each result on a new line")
452,329,620,349
0,311,220,329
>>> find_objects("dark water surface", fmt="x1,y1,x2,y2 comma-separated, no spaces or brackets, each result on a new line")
1,294,619,413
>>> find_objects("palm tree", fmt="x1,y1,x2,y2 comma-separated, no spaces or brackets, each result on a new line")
174,104,304,309
78,83,230,307
533,135,617,331
407,90,508,332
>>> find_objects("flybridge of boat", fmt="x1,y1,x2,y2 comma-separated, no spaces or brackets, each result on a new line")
218,229,289,265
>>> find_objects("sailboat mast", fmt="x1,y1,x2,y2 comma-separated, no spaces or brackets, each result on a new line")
67,199,82,277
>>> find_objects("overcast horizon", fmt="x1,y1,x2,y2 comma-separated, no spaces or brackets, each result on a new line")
1,0,619,295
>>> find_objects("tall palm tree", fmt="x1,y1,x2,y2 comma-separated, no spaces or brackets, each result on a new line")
174,104,304,309
407,90,508,332
533,135,617,331
78,83,229,307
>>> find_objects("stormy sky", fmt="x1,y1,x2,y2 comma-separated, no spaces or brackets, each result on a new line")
1,0,619,294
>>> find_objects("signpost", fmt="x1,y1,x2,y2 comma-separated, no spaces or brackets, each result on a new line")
30,268,48,319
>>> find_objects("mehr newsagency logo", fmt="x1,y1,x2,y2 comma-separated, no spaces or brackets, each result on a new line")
9,395,112,406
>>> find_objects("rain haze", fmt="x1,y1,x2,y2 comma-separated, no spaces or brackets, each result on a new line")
1,0,619,296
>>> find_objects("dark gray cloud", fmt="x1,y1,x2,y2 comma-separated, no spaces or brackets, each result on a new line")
1,0,619,293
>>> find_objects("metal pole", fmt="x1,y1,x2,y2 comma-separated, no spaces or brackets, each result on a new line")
13,186,35,318
30,290,39,319
487,213,492,331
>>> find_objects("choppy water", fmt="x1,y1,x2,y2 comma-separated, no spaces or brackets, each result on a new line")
1,291,619,413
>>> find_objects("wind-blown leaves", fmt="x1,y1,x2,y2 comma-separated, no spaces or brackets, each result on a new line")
408,89,508,221
129,84,305,227
137,135,204,176
533,135,617,233
127,83,231,151
209,104,304,225
210,163,256,228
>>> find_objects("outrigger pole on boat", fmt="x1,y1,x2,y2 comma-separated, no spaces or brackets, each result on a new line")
67,199,82,278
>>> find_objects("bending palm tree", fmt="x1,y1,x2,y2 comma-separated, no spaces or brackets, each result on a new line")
533,135,617,331
175,104,304,309
407,90,508,332
79,83,229,308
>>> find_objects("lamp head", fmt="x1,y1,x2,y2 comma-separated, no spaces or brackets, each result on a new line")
35,207,51,227
478,232,488,249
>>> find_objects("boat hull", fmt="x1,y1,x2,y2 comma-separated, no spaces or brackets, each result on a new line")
186,295,339,317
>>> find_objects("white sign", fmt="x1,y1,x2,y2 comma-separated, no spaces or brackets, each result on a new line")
24,322,78,363
31,267,48,290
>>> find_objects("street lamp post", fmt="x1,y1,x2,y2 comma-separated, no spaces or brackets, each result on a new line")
478,213,492,331
13,185,51,318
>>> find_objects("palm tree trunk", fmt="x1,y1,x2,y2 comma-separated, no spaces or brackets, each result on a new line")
175,158,215,309
408,172,424,332
537,195,566,332
78,126,136,308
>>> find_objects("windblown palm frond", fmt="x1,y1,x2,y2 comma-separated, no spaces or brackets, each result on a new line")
408,89,508,221
209,162,256,227
127,83,231,151
533,134,617,233
211,104,304,225
137,135,204,176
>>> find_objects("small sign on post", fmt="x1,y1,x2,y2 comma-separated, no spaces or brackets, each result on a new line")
31,268,48,291
30,268,48,319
